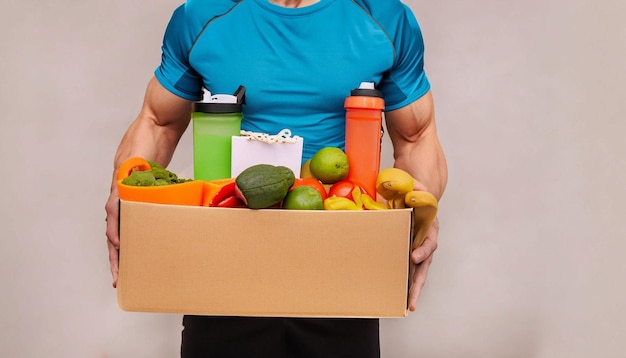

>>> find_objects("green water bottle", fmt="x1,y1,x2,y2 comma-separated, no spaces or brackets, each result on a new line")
192,85,246,181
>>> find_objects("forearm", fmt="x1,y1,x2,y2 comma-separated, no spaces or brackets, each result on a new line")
393,131,447,200
111,77,192,181
385,91,448,200
113,115,186,171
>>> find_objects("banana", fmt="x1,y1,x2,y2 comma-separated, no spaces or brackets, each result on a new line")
404,190,438,249
375,168,415,208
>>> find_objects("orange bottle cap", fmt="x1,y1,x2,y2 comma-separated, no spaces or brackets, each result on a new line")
344,96,385,110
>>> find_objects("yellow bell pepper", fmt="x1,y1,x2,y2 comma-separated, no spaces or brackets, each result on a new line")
323,196,361,210
361,193,388,210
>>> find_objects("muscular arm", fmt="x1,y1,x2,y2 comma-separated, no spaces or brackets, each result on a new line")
113,76,193,171
384,90,448,311
385,90,447,199
105,76,193,287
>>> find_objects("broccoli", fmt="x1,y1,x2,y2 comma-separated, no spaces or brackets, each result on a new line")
152,166,178,182
121,161,193,186
122,170,156,186
154,179,171,186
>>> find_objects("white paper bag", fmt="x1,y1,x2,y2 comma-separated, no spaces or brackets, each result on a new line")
231,129,304,177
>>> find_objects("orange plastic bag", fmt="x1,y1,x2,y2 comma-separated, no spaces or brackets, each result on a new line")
116,157,205,206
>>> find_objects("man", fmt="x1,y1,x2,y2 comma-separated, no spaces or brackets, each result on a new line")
105,0,447,356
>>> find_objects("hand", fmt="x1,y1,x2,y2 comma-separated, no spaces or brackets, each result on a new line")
105,189,121,288
408,217,438,311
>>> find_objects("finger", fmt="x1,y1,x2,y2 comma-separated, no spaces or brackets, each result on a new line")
108,240,119,288
105,193,120,288
411,218,439,263
105,198,120,248
412,179,428,192
408,255,433,311
411,230,437,265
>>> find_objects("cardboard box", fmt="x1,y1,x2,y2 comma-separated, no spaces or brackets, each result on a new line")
117,200,414,318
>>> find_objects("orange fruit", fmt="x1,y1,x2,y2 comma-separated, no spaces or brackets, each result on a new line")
309,147,349,184
282,186,324,210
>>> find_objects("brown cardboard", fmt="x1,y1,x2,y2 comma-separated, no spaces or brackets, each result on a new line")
117,200,413,318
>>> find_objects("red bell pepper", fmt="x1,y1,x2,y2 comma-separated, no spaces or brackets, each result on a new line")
214,194,246,208
208,181,240,207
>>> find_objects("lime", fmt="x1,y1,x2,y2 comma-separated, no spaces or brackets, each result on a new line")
282,186,324,210
309,147,349,184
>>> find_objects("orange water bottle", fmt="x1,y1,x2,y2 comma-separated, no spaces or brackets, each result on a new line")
344,82,385,197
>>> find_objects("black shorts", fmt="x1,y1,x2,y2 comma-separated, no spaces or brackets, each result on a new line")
181,315,380,358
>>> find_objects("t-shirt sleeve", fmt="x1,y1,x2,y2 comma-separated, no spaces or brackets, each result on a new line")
378,4,431,111
154,4,204,101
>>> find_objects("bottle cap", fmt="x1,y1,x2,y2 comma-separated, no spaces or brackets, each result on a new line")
350,82,383,98
345,82,384,110
194,86,246,114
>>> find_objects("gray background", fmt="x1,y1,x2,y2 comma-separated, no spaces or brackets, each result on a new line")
1,0,625,357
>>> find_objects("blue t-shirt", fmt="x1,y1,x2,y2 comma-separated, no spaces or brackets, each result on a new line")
155,0,430,160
